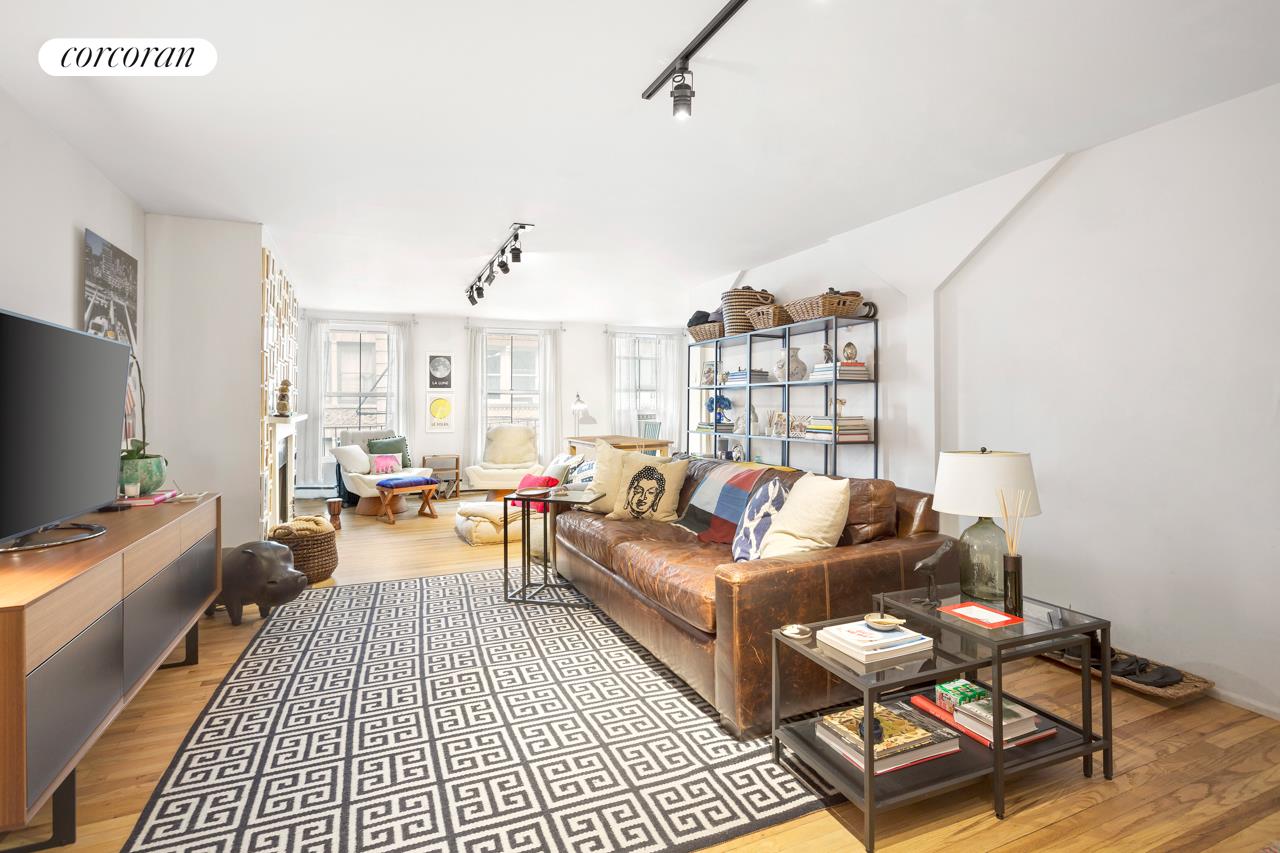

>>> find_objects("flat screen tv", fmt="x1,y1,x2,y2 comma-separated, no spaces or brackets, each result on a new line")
0,308,131,550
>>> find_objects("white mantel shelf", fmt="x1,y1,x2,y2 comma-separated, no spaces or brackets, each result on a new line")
266,414,309,424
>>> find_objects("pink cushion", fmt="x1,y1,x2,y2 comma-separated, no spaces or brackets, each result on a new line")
511,474,560,513
372,453,402,474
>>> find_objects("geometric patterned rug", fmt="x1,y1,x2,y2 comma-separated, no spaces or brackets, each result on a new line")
124,570,822,852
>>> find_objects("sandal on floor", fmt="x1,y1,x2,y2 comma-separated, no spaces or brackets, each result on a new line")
1128,664,1183,688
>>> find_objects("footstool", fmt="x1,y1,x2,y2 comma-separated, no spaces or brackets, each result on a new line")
375,476,440,524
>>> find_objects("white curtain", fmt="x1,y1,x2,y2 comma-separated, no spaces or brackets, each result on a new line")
296,316,330,486
463,326,487,471
655,332,683,443
387,318,415,448
609,332,640,437
537,327,562,464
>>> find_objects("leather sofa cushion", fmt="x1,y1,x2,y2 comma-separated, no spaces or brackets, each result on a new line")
556,511,694,571
840,478,898,544
612,540,728,633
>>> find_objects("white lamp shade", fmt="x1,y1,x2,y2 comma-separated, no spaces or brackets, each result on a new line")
932,450,1041,519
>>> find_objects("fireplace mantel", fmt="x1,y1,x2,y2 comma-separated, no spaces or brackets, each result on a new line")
264,414,308,531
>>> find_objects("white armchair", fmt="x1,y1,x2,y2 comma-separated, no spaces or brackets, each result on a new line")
463,425,541,496
334,429,434,516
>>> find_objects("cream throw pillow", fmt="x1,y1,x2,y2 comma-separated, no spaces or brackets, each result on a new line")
757,473,850,559
582,440,626,513
606,455,689,523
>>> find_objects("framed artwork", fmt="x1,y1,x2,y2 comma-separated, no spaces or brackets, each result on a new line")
82,228,140,439
428,354,453,388
427,394,454,432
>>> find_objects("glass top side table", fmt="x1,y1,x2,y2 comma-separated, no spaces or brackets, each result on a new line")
502,490,603,607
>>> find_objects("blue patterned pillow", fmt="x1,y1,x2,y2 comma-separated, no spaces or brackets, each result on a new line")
568,458,596,485
733,478,788,562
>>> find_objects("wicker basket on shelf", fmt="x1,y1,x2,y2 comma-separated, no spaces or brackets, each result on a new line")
721,288,775,335
784,290,864,321
746,304,791,330
688,321,724,342
268,516,339,584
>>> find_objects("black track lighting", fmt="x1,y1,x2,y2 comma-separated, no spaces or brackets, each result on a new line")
462,222,533,305
671,65,694,120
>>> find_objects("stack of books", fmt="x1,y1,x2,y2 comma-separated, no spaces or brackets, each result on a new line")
910,688,1057,749
806,416,872,443
816,701,961,774
723,368,771,385
810,361,872,381
695,421,735,433
816,620,933,668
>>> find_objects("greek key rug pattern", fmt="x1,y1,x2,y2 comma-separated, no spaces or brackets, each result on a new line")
125,570,821,852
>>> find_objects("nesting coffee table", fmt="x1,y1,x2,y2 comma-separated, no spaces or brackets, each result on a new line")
771,585,1112,852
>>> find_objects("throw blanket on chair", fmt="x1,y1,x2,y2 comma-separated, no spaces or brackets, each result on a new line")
673,462,768,543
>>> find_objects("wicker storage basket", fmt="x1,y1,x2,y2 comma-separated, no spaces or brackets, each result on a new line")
269,517,338,584
746,304,791,330
785,290,864,321
688,321,724,342
721,288,775,335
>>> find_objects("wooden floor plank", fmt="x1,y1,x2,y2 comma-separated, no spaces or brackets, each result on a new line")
0,497,1272,852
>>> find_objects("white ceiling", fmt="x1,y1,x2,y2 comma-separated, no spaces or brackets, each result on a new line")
3,1,1280,324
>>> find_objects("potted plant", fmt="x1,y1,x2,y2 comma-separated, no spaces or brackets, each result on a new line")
119,353,167,495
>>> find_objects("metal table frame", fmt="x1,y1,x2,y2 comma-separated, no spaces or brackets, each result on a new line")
501,491,602,607
770,593,1112,852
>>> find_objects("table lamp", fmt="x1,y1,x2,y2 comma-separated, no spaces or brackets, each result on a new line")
932,449,1041,601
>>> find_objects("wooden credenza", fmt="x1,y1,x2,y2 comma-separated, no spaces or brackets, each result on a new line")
0,494,221,835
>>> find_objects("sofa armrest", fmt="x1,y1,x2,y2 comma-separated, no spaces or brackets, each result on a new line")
712,533,956,736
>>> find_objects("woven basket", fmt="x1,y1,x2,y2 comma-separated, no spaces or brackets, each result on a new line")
721,288,775,335
269,522,338,584
688,321,724,342
785,290,864,321
746,304,791,330
1044,647,1214,705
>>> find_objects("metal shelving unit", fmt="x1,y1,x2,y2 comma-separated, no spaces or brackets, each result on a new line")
685,314,879,477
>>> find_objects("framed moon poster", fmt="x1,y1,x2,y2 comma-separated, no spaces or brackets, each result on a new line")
427,394,454,432
428,354,452,388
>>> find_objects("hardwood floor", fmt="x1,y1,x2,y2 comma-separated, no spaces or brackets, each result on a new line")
2,498,1276,852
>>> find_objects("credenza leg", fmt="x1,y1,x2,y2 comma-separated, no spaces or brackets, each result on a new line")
159,623,199,669
6,769,75,852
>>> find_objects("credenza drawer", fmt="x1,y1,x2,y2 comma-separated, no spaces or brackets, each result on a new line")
25,604,123,808
24,554,122,674
123,532,218,689
122,522,182,597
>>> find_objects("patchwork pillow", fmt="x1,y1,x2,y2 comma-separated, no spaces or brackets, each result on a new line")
511,473,560,513
733,478,788,561
333,443,371,475
674,463,768,543
606,455,690,523
367,436,411,469
371,453,402,475
758,473,851,559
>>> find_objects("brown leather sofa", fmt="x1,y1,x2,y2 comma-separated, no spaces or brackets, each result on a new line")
555,457,958,737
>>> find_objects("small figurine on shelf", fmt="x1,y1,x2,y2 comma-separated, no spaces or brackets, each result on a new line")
842,341,858,362
274,379,293,417
834,398,846,417
912,540,954,607
822,343,833,364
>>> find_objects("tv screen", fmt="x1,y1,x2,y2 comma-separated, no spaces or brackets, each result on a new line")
0,309,131,544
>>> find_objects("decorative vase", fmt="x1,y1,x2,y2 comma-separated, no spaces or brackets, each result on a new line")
775,347,807,381
120,456,167,496
957,516,1006,600
1003,554,1024,616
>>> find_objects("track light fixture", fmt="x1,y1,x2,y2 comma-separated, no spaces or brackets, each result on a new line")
641,0,752,119
462,222,534,305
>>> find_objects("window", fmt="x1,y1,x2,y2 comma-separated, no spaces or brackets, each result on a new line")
483,331,542,436
321,324,396,457
615,334,660,432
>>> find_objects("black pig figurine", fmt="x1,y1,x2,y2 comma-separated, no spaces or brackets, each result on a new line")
207,540,308,625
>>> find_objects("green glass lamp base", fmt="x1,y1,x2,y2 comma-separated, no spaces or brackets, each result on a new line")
958,516,1007,600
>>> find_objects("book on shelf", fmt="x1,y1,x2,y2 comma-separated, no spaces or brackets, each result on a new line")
909,694,1057,749
817,642,933,676
817,701,960,774
724,369,772,384
954,696,1039,740
115,488,178,507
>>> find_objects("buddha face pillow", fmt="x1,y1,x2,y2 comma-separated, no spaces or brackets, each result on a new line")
607,455,689,523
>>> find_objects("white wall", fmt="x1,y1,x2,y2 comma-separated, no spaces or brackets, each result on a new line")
0,87,144,340
939,84,1280,716
145,215,264,546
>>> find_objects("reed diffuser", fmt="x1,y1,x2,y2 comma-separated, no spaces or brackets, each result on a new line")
998,488,1032,616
